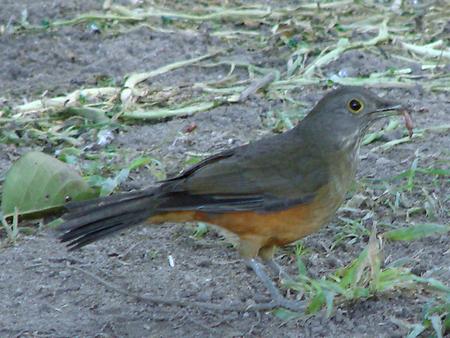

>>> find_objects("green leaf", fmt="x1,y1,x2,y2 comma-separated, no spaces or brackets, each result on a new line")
377,268,415,291
192,222,208,238
430,315,443,338
99,168,130,196
1,151,97,218
352,287,370,299
418,168,450,176
184,155,203,167
406,157,419,192
128,156,152,171
307,281,326,314
444,315,450,331
57,147,83,164
296,257,308,276
407,324,426,338
46,218,64,229
384,224,450,241
412,277,450,293
272,308,302,320
338,248,368,288
324,290,336,317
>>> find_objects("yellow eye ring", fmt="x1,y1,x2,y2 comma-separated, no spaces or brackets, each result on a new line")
348,99,364,113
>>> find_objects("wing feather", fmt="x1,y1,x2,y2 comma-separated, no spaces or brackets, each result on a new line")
156,130,328,213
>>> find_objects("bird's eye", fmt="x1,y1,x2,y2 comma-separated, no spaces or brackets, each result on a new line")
348,99,364,113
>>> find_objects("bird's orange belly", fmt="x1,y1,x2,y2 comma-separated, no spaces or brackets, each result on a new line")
148,197,337,248
202,200,334,247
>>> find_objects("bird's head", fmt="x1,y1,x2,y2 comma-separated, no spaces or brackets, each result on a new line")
301,86,405,152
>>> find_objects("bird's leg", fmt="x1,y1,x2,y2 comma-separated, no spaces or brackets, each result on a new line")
258,246,294,282
245,258,305,312
265,259,295,282
240,238,305,311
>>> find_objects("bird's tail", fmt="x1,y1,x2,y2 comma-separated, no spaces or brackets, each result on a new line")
59,189,157,250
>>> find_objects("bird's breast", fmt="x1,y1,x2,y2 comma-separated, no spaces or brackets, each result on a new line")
325,146,360,209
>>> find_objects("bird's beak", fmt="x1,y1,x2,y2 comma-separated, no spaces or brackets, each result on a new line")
369,99,413,137
375,103,403,113
369,99,403,120
375,97,403,113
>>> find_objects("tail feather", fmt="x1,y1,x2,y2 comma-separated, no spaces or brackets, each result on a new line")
60,210,143,243
59,190,157,249
60,198,154,231
64,212,150,250
63,190,151,220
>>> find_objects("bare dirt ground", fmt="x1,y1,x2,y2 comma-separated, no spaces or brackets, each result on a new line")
0,1,449,337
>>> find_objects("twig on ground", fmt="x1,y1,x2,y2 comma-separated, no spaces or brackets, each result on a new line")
121,51,222,107
68,263,303,313
397,40,450,60
236,71,278,102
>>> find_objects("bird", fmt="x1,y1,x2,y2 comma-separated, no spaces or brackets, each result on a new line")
59,86,407,311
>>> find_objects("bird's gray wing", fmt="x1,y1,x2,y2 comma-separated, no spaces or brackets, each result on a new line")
156,132,329,213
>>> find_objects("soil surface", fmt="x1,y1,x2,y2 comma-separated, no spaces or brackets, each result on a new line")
0,1,449,337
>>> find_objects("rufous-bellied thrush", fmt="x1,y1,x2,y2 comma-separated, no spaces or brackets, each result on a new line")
60,86,411,311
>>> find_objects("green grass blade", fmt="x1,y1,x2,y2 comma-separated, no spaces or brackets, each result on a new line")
384,224,450,241
430,315,444,338
122,101,217,120
407,324,426,338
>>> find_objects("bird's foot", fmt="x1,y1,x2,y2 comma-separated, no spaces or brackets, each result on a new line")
246,258,305,312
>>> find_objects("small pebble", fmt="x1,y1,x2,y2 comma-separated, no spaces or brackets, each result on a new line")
97,129,114,146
